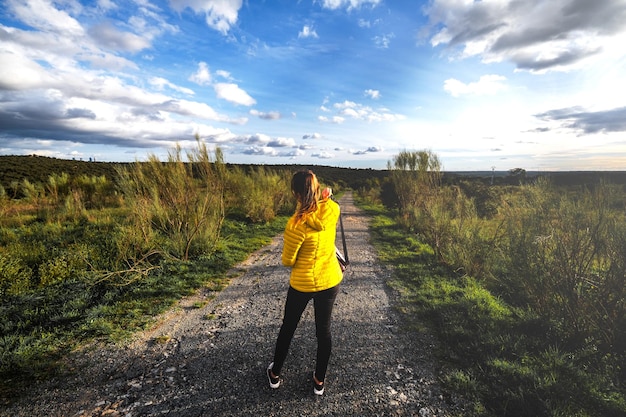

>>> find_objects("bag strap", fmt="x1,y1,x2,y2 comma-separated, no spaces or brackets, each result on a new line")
337,202,349,265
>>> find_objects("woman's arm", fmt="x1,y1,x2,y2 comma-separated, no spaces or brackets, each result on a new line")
282,224,306,267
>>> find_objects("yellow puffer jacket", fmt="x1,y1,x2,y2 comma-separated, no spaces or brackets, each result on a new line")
282,198,343,292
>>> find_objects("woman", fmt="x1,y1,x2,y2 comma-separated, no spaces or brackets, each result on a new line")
267,170,343,396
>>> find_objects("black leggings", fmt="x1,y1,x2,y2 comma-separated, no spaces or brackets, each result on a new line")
271,285,340,382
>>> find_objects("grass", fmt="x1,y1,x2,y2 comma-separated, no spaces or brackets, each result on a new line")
0,214,288,404
357,199,626,417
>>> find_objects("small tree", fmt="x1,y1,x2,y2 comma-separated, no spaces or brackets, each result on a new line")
507,168,526,184
388,150,441,215
388,150,451,258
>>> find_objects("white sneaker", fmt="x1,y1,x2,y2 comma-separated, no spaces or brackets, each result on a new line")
313,372,324,395
267,362,280,389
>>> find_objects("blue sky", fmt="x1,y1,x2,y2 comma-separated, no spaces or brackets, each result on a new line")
1,0,625,171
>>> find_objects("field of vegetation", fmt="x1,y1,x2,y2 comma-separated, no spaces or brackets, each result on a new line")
0,145,358,401
357,151,626,416
1,147,625,416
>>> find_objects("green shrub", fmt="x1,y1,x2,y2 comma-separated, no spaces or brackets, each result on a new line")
497,181,623,346
38,246,88,287
116,140,225,261
225,166,293,222
0,254,33,296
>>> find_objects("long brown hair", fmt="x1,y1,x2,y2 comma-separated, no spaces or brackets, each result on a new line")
291,170,320,224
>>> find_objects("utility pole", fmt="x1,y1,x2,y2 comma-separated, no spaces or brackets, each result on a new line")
491,166,495,185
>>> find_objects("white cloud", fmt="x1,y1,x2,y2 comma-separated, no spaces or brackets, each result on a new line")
168,0,243,34
150,77,195,95
196,127,237,143
250,109,281,120
352,146,383,155
88,22,151,52
424,0,626,72
330,100,405,122
97,0,117,12
318,115,345,124
321,0,381,11
8,0,84,35
242,146,278,156
334,100,357,110
243,133,271,144
215,70,232,80
312,151,334,159
298,25,318,39
162,99,234,122
284,148,306,158
268,137,296,147
302,133,322,140
189,62,212,85
444,75,508,97
365,89,381,99
214,83,256,106
373,33,394,49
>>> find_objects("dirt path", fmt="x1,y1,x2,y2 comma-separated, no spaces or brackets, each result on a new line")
3,193,464,417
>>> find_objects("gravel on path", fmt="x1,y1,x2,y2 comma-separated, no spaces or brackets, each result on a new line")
2,192,466,417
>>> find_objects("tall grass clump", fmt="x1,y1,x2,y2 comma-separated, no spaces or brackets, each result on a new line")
225,166,293,222
116,140,225,262
498,180,625,350
388,150,451,256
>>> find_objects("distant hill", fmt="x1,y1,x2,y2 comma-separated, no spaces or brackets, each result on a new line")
0,155,126,190
0,156,387,191
1,155,625,191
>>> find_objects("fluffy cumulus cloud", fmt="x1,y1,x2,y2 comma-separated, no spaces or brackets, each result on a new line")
250,109,281,120
7,0,84,35
302,133,322,140
267,137,296,147
242,146,277,156
88,21,151,52
284,148,306,158
168,0,243,34
213,83,256,106
318,115,345,124
352,145,383,155
444,75,508,97
326,100,405,123
242,133,271,145
364,89,381,99
312,151,334,159
189,63,256,107
298,25,318,39
424,0,626,72
189,62,212,85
